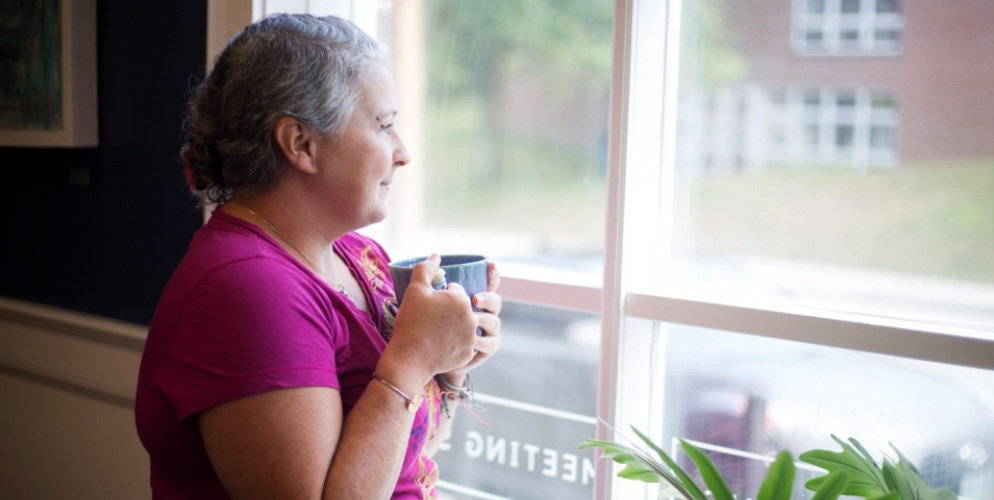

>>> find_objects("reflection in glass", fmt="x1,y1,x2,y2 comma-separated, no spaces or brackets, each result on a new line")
668,0,994,330
433,302,600,500
655,322,994,500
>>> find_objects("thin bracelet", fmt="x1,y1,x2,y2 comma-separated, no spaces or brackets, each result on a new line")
372,373,423,413
435,373,470,394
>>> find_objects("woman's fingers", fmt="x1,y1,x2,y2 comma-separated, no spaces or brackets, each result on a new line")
472,291,502,315
486,262,501,293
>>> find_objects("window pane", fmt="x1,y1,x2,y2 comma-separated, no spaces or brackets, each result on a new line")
649,321,994,500
803,30,824,45
433,302,600,499
387,0,612,284
875,28,902,44
840,0,861,14
659,0,994,330
834,124,854,148
805,0,826,14
877,0,901,14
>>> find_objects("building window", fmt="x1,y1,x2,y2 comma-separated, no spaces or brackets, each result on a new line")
793,0,904,55
766,87,899,167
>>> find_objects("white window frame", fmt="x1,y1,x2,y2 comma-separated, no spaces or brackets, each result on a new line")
206,2,994,500
600,2,992,499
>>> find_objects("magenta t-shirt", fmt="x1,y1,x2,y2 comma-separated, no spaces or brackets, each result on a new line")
135,210,443,499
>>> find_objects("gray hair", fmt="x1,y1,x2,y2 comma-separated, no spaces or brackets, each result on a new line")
181,13,387,205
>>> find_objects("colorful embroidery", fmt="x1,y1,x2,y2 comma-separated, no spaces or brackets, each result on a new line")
413,381,442,498
358,245,387,291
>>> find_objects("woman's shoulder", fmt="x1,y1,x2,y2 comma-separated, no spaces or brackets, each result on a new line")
168,212,316,300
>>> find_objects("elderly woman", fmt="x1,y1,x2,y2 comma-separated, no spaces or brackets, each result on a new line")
135,14,502,500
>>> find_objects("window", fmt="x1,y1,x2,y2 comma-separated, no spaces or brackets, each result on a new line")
793,0,904,55
765,87,899,167
220,1,994,499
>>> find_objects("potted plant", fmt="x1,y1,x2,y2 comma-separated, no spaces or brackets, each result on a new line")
579,429,958,500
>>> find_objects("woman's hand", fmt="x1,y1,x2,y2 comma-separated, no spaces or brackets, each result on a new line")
442,261,502,382
382,255,480,384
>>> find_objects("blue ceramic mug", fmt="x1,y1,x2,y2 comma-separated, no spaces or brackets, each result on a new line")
389,254,489,334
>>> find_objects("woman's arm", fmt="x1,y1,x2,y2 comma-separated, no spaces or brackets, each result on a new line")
199,256,479,500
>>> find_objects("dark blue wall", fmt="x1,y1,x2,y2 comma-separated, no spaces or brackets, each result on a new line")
0,2,207,325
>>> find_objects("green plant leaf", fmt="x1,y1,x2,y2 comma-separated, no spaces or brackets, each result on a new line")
579,438,662,483
579,437,699,500
632,427,708,500
757,450,796,500
799,436,889,499
680,439,736,500
810,470,850,500
870,493,901,500
881,445,958,500
882,458,914,500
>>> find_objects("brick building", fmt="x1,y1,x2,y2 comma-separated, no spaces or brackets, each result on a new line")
694,0,994,171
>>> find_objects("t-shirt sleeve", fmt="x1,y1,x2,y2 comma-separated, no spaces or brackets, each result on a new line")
162,257,345,419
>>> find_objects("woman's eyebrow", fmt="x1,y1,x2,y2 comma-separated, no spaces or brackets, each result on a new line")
376,111,398,121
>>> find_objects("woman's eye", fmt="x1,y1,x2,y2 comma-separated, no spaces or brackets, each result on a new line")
380,123,395,132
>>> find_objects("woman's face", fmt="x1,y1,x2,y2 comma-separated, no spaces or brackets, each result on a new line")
313,64,410,230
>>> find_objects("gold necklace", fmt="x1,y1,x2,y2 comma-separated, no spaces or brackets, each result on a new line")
235,203,349,297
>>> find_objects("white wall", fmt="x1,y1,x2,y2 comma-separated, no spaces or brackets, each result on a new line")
0,297,150,499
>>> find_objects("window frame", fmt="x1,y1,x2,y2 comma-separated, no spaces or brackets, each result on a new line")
600,1,994,499
207,2,994,500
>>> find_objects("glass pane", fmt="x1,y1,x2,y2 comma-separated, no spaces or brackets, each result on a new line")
648,321,994,500
834,124,854,148
877,0,900,14
840,0,861,14
875,28,902,44
806,0,826,14
840,29,860,42
433,302,600,500
382,0,612,284
658,0,994,331
804,30,824,44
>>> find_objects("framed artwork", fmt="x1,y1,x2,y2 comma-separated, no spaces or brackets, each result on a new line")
0,0,98,148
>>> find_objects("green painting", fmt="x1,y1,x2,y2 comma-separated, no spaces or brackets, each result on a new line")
0,0,64,132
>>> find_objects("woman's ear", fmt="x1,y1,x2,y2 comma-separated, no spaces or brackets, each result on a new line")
274,116,319,174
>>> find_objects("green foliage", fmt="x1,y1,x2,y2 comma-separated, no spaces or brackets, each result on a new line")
579,426,805,500
691,0,749,89
425,0,613,97
809,471,850,500
580,429,958,500
758,451,797,500
799,436,958,500
799,435,889,499
680,439,735,500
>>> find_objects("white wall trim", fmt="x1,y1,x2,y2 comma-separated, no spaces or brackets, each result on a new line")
0,297,146,408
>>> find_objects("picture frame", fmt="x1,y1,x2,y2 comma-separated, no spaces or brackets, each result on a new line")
0,0,98,148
